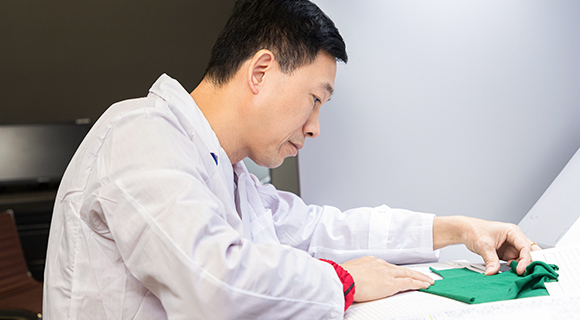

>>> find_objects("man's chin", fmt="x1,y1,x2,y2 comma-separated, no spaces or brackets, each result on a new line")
252,155,293,169
265,158,287,169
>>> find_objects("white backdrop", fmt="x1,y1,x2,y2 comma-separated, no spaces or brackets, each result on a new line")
299,0,580,255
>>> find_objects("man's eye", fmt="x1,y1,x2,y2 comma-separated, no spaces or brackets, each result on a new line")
313,96,321,106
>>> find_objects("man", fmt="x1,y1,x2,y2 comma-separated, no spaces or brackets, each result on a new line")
43,0,537,319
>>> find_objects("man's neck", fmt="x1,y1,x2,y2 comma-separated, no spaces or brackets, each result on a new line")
190,78,249,164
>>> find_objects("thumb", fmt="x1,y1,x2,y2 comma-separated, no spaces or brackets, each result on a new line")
480,249,500,275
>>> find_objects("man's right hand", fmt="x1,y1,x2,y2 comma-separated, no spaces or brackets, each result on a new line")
341,256,434,302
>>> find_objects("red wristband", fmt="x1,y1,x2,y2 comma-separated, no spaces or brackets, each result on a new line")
320,259,355,311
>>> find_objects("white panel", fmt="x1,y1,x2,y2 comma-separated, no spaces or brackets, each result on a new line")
519,147,580,247
300,0,580,224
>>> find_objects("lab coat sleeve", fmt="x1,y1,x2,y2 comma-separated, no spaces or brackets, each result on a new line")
86,110,345,319
256,180,439,264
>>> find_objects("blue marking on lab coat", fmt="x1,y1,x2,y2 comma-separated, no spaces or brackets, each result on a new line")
210,152,218,165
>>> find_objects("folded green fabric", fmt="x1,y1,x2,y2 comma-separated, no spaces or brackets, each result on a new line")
419,261,559,304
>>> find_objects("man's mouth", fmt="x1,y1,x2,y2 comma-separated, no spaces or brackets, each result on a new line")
290,142,304,150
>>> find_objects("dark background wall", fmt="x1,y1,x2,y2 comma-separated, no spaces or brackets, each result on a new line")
0,0,235,124
0,0,299,194
0,0,243,282
0,2,299,282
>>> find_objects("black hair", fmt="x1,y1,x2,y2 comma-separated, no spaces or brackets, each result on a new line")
204,0,347,86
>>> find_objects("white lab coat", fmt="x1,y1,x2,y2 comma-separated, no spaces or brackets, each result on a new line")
43,74,438,320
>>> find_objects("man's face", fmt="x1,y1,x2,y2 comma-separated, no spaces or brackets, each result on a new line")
247,51,337,168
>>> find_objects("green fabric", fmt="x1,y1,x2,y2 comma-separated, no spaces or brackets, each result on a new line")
419,261,559,304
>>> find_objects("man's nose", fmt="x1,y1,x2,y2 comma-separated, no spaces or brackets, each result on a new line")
304,111,320,138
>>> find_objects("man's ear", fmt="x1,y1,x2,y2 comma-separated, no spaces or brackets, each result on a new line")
247,49,275,95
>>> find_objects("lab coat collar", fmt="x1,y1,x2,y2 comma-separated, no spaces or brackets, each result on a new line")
149,73,223,165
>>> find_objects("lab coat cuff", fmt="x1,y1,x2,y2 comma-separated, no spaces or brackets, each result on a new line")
320,259,356,311
422,213,438,259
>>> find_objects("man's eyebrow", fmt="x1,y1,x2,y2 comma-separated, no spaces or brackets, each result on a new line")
322,82,334,98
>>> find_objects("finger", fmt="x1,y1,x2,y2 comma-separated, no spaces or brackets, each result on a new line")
502,249,521,262
515,245,533,275
497,226,535,265
480,249,501,275
392,277,432,292
507,235,535,275
396,267,435,285
507,229,534,257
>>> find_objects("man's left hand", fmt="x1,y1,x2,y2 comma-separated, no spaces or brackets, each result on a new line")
433,216,541,275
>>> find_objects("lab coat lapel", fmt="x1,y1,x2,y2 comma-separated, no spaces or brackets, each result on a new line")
234,162,280,245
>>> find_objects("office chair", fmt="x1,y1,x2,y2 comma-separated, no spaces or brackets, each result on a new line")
0,210,43,317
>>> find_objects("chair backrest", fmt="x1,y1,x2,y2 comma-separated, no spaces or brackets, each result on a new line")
0,210,36,296
0,208,44,318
